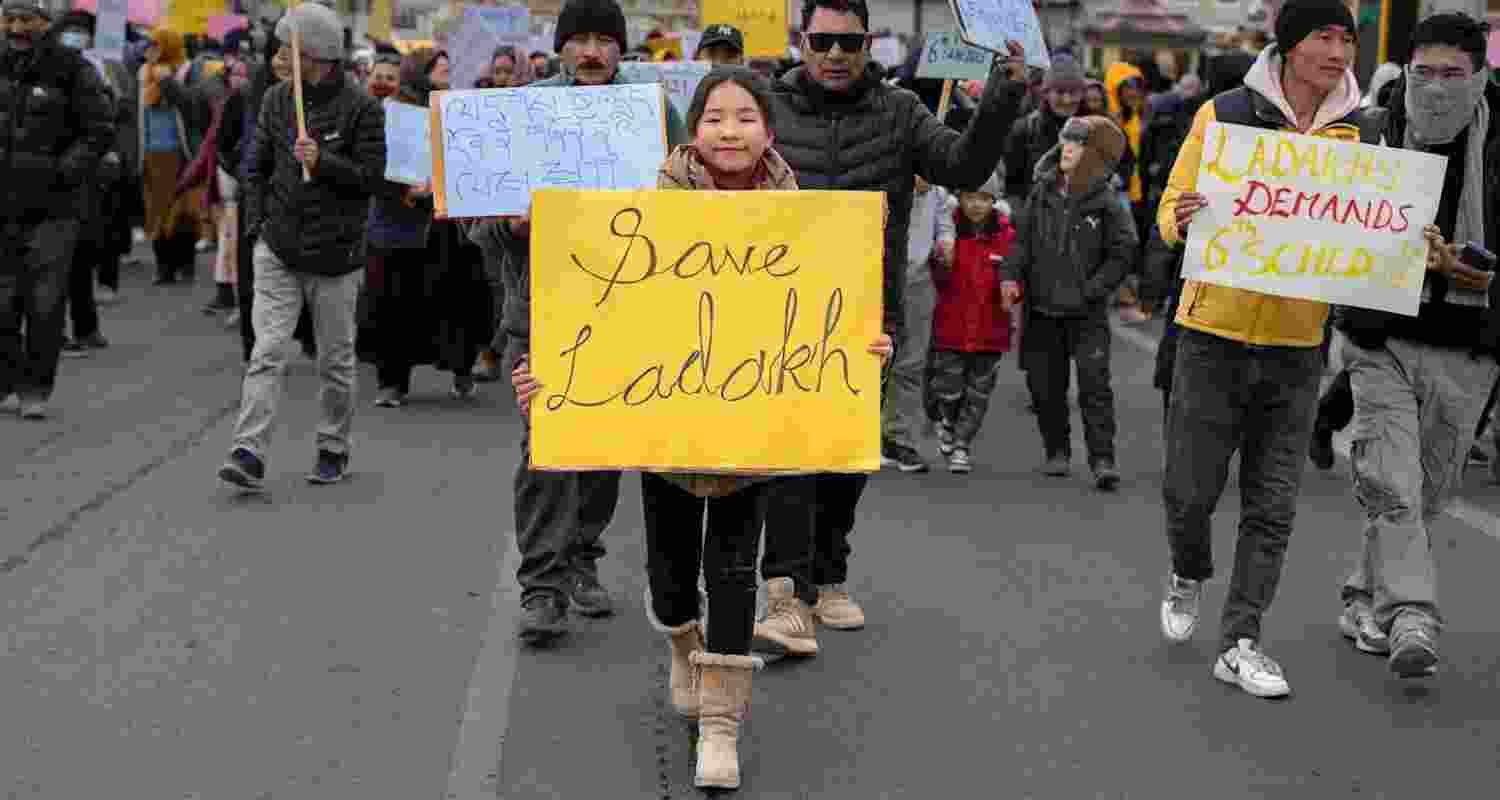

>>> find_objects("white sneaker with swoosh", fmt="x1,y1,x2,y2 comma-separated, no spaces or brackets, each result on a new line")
1213,639,1290,698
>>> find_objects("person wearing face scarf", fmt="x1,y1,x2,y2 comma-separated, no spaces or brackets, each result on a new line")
0,0,113,420
52,10,132,355
1323,12,1500,681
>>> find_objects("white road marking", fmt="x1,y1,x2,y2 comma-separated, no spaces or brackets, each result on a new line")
1111,318,1500,543
445,538,523,799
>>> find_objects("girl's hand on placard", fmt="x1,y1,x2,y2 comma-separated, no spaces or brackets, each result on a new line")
512,356,543,413
869,334,894,367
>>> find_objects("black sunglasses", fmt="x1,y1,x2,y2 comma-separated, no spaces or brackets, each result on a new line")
804,32,867,54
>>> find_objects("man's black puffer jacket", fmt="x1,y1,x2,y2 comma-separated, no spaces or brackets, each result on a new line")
768,63,1025,339
246,69,385,276
0,39,113,222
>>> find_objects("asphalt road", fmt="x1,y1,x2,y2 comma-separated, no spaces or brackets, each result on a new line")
4,257,1500,799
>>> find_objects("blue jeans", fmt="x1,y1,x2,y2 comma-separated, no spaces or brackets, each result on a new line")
1163,328,1322,650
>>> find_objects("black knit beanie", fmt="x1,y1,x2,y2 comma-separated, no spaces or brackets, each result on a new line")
554,0,628,53
1275,0,1357,55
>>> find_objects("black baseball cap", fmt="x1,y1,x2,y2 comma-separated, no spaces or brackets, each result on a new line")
697,24,744,56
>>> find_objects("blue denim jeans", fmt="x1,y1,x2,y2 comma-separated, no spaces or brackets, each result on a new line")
1163,328,1322,650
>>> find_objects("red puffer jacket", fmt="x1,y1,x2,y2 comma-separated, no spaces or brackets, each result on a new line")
932,209,1016,353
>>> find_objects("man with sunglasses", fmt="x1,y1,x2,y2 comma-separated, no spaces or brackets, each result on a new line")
750,0,1026,653
0,0,113,420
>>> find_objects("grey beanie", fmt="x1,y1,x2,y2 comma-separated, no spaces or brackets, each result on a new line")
275,2,344,61
1044,53,1086,89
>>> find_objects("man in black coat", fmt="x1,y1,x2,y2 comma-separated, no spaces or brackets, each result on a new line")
750,0,1026,654
217,2,385,491
0,0,113,420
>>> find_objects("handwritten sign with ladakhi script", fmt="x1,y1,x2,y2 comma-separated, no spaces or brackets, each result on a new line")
949,0,1051,68
431,84,668,218
619,62,712,123
1182,123,1446,317
915,32,992,81
528,189,885,474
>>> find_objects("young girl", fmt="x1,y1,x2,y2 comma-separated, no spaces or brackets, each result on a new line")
930,172,1016,473
512,67,891,791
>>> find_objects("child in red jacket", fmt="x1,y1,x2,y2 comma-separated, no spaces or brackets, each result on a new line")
930,172,1016,473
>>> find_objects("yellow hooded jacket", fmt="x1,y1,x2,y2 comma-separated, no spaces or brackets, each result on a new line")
1105,62,1145,204
1156,47,1363,348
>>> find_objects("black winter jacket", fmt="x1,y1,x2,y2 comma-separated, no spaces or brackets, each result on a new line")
768,63,1025,338
246,70,385,276
1000,150,1139,317
1336,79,1500,356
0,40,113,222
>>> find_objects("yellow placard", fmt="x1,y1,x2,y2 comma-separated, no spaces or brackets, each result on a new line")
699,0,786,58
368,0,393,42
167,0,223,35
529,189,884,474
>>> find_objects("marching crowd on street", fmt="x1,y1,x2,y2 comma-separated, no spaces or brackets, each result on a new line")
5,0,1500,789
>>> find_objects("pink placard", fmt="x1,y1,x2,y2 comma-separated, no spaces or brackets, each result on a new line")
1490,30,1500,67
73,0,159,26
208,14,248,41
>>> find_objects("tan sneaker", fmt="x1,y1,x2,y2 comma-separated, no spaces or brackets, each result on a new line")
751,577,819,656
814,584,866,630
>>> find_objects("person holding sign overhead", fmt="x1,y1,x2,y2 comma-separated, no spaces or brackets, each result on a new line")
1330,12,1500,680
1155,0,1371,699
471,0,688,647
218,2,386,491
747,0,1027,649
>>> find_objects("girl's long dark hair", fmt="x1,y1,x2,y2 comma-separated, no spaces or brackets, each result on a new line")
685,66,775,135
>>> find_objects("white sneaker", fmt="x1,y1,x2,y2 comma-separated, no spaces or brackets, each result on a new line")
1213,639,1291,698
1160,573,1201,643
947,447,972,473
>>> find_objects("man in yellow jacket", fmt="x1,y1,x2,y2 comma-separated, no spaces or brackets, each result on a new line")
1153,0,1366,700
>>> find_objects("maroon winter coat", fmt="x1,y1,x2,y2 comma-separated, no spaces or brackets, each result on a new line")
932,209,1016,353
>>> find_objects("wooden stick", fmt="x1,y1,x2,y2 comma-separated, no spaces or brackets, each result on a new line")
936,78,954,122
291,21,311,182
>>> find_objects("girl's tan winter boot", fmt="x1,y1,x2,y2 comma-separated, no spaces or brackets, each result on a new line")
690,651,763,789
646,590,704,717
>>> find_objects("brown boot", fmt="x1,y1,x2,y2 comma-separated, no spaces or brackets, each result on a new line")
691,652,762,789
646,589,703,717
751,577,819,656
473,349,501,382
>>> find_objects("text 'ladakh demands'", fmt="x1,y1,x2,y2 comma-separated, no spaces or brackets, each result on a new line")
1182,122,1447,316
527,189,885,474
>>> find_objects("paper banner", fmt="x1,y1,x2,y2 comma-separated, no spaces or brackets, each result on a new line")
73,0,158,26
207,14,248,41
1181,123,1446,317
383,98,432,186
915,32,992,81
528,189,885,473
949,0,1050,68
430,83,668,218
620,61,712,122
699,0,786,58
